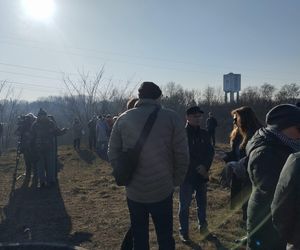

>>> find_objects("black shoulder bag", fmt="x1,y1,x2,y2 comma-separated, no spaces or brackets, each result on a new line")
112,106,160,186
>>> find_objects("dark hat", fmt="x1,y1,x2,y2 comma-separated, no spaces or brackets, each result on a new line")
266,104,300,130
37,108,47,116
138,82,162,99
186,106,204,115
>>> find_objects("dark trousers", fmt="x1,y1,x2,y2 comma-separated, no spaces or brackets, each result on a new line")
127,194,175,250
208,130,216,146
89,133,96,150
73,138,80,150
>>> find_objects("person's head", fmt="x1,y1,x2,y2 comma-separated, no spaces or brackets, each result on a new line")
266,104,300,139
37,108,47,117
37,108,48,121
231,106,261,133
127,97,139,110
48,115,56,123
208,112,213,117
105,114,114,126
138,82,162,100
186,106,204,127
230,106,262,148
25,113,36,124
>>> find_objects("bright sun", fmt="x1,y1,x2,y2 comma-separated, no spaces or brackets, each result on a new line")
22,0,55,21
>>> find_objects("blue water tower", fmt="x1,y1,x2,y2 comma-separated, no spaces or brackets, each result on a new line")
223,73,241,103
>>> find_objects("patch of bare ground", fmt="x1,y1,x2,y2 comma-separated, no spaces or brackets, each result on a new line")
0,144,246,249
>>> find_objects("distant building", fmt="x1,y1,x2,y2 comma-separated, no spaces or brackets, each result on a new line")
223,73,241,103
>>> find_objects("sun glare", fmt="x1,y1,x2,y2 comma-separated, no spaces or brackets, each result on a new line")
22,0,55,21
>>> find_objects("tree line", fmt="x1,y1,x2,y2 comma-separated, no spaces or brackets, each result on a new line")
1,72,300,151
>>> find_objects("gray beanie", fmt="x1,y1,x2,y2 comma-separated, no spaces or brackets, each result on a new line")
138,82,162,99
266,104,300,130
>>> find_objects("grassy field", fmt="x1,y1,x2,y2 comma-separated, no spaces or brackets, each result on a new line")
0,144,246,250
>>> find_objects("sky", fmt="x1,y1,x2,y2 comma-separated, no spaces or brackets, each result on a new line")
0,0,299,101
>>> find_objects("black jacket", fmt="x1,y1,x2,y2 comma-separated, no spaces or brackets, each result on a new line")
246,128,294,250
184,124,214,186
206,117,218,132
271,152,300,249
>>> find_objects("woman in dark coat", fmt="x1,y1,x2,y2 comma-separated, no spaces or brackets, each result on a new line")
223,106,262,220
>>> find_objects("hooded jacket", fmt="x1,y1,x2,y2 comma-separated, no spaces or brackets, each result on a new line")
246,127,294,250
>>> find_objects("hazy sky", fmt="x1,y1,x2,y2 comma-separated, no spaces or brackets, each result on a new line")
0,0,299,100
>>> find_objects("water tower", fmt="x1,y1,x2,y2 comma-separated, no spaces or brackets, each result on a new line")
223,73,241,103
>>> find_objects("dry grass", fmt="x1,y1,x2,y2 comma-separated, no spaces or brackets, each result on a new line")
0,144,246,249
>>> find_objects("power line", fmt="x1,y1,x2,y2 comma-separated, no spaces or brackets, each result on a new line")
0,62,68,75
0,69,61,81
1,37,299,84
0,61,133,84
1,35,300,78
2,80,64,90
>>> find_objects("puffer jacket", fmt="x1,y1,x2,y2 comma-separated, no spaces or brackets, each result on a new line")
108,99,189,203
271,152,300,250
246,127,294,250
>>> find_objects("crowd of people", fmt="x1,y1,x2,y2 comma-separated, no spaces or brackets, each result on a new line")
14,108,68,188
86,114,115,160
1,81,300,250
108,82,300,250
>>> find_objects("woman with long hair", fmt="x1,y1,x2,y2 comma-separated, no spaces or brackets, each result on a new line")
223,106,262,220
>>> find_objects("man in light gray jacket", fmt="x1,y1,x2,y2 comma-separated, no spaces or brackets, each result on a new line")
108,82,189,250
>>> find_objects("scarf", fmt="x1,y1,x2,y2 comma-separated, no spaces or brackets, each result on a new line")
266,127,300,152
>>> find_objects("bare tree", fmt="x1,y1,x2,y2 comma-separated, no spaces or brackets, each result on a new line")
202,85,220,106
0,81,22,149
275,83,300,103
239,86,260,105
63,67,105,123
63,67,138,129
260,83,276,102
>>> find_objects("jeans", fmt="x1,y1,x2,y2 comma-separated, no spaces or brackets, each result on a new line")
127,193,175,250
179,182,207,236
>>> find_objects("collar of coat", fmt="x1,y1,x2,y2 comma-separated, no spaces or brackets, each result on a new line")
134,98,161,108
